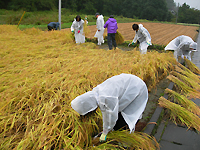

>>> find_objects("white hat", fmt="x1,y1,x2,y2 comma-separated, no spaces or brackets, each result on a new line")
71,91,97,115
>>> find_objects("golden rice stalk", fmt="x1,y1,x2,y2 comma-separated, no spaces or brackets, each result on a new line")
170,71,200,91
184,58,200,74
175,65,200,82
84,20,90,37
167,75,197,96
158,97,200,131
0,25,178,149
159,97,200,131
165,88,200,116
115,31,124,44
93,131,159,150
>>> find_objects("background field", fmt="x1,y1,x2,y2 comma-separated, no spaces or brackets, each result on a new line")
83,22,199,45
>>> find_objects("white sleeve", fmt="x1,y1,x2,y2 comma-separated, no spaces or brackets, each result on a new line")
71,21,75,31
142,30,151,42
99,96,119,135
96,19,101,30
132,32,138,43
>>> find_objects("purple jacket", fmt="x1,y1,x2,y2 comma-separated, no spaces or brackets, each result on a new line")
104,18,118,33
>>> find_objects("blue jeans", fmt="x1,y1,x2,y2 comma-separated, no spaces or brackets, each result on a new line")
107,33,117,50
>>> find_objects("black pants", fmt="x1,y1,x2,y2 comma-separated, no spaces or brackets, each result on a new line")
113,112,129,131
107,33,117,50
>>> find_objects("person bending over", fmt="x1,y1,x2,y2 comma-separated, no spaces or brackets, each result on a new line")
71,73,148,142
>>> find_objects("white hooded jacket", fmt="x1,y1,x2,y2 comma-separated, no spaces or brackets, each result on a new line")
132,24,151,44
165,35,197,61
71,19,85,43
71,73,148,135
96,15,104,30
94,15,105,44
132,24,151,54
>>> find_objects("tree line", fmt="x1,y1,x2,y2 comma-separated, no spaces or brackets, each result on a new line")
178,3,200,24
1,0,200,24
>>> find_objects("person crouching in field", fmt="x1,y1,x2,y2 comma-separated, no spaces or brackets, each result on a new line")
47,22,60,31
94,13,105,46
130,24,152,54
71,15,87,44
104,15,118,50
71,73,148,142
164,35,197,63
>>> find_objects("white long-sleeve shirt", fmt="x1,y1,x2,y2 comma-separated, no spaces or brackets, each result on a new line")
132,24,151,44
96,15,104,30
71,19,85,43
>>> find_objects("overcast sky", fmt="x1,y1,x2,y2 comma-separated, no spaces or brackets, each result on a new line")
174,0,200,10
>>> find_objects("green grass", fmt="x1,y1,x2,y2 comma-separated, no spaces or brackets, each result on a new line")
177,23,200,27
18,22,97,30
1,8,199,31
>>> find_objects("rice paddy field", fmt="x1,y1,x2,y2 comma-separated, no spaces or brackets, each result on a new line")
85,22,198,45
0,23,200,150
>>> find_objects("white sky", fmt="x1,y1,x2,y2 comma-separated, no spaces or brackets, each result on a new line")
174,0,200,10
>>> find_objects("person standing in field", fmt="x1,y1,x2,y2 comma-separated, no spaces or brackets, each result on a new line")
94,13,105,46
47,22,60,31
165,35,197,63
130,24,151,54
71,73,148,142
104,15,118,50
71,15,86,44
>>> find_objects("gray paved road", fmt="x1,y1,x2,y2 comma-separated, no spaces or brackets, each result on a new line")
191,31,200,68
157,32,200,150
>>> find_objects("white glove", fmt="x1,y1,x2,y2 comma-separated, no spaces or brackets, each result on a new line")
99,133,107,142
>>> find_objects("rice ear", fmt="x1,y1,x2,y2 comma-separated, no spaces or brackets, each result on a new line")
165,88,200,116
184,58,200,74
115,31,124,44
159,96,200,131
84,21,90,37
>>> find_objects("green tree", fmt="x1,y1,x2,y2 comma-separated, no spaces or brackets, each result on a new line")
8,0,56,11
0,0,12,9
84,1,97,14
140,0,168,21
166,0,176,10
166,11,173,22
178,3,200,24
121,0,141,18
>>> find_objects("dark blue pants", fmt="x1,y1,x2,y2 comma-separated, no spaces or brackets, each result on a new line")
113,112,128,131
107,33,117,50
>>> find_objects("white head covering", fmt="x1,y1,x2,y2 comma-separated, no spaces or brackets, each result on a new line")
189,42,197,50
71,91,97,115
